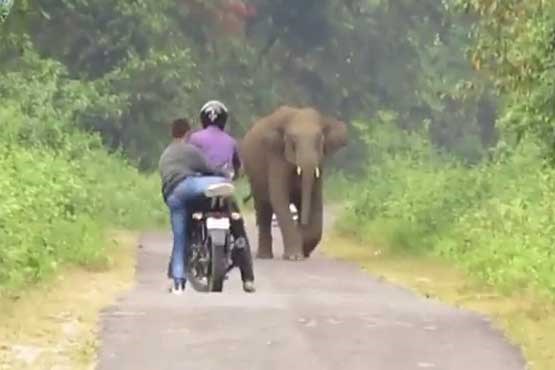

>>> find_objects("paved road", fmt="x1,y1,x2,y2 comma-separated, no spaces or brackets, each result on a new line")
96,212,526,370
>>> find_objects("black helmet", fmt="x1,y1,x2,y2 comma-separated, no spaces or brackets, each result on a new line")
200,100,228,129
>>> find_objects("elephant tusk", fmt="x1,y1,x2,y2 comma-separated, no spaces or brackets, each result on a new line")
315,167,320,179
296,166,302,176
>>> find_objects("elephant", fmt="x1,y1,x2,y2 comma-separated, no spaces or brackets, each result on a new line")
239,105,348,261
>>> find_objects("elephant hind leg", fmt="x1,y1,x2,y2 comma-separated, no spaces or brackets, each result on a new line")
255,200,274,259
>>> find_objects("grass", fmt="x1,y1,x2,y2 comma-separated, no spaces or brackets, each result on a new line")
0,231,138,370
323,232,555,370
339,118,555,299
330,118,555,369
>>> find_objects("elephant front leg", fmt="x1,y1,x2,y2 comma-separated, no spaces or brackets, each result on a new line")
269,177,303,261
255,200,274,259
274,205,304,261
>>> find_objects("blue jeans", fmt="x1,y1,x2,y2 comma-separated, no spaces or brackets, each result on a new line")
166,176,230,281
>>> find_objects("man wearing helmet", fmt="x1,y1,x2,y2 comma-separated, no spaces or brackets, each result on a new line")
159,118,234,295
188,100,255,293
189,100,241,178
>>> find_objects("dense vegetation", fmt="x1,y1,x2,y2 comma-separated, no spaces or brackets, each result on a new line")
338,115,555,298
338,0,555,300
2,0,555,300
0,51,164,291
1,0,496,169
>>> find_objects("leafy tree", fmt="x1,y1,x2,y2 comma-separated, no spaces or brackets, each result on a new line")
454,0,555,160
1,0,496,168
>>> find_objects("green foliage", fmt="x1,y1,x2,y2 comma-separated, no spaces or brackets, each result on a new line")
1,0,496,170
340,116,555,298
4,0,553,300
2,0,202,169
442,143,555,295
0,57,164,292
0,0,13,23
454,0,555,160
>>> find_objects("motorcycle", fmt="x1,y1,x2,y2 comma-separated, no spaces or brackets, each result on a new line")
185,182,241,292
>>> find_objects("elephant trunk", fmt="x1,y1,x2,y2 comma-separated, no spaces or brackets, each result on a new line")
297,164,319,226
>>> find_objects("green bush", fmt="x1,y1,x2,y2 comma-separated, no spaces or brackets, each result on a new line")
0,104,164,290
0,57,165,292
340,114,555,298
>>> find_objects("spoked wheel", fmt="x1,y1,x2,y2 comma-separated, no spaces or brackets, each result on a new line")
186,233,230,293
185,233,210,292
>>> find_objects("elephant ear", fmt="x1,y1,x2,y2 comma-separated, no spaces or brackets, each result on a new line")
323,118,348,156
263,126,285,152
262,106,296,153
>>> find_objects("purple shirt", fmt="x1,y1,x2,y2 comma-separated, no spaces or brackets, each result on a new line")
188,126,238,169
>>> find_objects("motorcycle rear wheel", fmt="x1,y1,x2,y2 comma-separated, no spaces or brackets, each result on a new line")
186,231,210,292
207,235,228,292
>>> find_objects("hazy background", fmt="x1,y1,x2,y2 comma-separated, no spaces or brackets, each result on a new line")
1,0,495,170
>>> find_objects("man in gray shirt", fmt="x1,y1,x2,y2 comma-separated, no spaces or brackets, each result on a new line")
159,118,230,295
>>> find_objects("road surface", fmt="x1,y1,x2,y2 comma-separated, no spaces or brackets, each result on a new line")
96,212,526,370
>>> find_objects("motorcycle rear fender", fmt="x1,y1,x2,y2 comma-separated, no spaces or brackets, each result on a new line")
208,229,229,247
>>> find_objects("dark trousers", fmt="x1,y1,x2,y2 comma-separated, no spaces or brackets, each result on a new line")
228,199,255,282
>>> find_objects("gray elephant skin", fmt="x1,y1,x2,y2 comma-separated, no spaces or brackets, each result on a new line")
239,106,348,261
